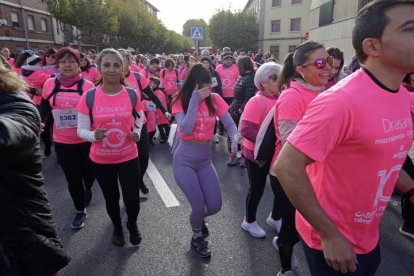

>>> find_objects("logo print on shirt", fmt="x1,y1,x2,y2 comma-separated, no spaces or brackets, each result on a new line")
102,128,126,148
375,165,401,207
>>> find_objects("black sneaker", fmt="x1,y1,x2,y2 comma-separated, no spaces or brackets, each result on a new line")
191,237,211,258
160,139,167,144
202,221,209,238
126,222,142,246
44,146,51,157
71,211,87,229
140,182,149,194
112,226,125,246
84,189,92,206
399,224,414,240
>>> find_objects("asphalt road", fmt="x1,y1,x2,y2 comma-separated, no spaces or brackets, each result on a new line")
41,135,414,276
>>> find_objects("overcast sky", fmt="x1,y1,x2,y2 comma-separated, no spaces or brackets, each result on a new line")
149,0,248,35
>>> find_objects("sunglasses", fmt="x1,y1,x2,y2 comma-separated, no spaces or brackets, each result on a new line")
46,54,56,59
302,56,333,69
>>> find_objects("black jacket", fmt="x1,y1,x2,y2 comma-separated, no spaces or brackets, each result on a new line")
229,71,256,122
210,69,223,97
0,91,70,276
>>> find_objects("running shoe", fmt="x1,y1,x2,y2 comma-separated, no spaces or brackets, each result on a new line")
191,237,211,258
112,226,125,246
277,270,295,276
126,222,142,246
71,210,87,229
241,219,266,238
266,213,282,233
84,189,92,206
140,182,149,194
399,224,414,240
239,157,246,168
272,236,299,270
236,151,242,159
227,154,238,166
213,133,220,144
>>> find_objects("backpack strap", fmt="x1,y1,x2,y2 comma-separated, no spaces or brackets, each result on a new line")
126,87,141,128
133,72,143,92
86,88,97,125
46,78,85,106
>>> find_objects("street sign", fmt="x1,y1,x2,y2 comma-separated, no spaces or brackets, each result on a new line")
191,27,203,41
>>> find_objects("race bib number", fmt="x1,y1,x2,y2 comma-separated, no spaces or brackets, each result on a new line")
211,77,218,88
52,109,78,129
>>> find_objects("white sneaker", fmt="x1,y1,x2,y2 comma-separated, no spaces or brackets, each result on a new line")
241,219,266,238
272,236,299,270
213,133,220,144
277,270,295,276
267,213,282,233
236,151,242,159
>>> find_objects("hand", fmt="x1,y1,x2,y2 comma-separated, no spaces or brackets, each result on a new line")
40,122,45,134
164,112,172,120
129,132,140,142
229,142,237,155
195,84,211,100
321,232,357,273
94,128,107,141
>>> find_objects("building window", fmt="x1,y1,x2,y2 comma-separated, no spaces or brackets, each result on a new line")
10,12,19,28
271,20,280,33
319,0,334,26
40,18,47,32
272,0,281,7
288,45,297,53
292,0,302,4
290,18,301,32
27,15,35,31
270,46,280,61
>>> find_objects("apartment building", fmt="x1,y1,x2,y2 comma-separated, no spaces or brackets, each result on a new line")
309,0,373,63
244,0,311,62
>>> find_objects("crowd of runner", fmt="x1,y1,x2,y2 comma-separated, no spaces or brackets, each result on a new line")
1,1,414,275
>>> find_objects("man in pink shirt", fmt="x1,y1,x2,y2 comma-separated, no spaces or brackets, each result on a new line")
274,1,414,275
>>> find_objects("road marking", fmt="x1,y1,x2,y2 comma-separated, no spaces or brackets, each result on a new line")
147,159,180,208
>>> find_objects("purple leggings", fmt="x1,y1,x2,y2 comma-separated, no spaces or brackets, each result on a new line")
173,140,222,233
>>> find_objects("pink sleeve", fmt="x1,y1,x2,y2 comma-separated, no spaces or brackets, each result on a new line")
287,94,353,162
242,96,262,124
42,78,55,100
277,89,306,121
31,71,52,88
139,73,150,90
77,91,89,115
172,98,184,116
212,93,229,117
92,68,101,83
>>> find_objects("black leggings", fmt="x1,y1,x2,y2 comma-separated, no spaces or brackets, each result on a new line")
245,159,281,222
270,175,300,271
92,158,140,227
137,124,149,188
158,124,170,141
54,142,94,211
402,156,414,227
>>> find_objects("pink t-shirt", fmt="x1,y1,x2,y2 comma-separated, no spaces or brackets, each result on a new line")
77,85,143,164
130,63,140,72
172,93,228,141
125,71,150,93
160,69,179,95
288,69,413,254
271,81,321,167
43,77,95,144
154,89,169,125
81,67,100,84
24,70,52,105
215,64,239,98
139,67,156,79
241,91,277,152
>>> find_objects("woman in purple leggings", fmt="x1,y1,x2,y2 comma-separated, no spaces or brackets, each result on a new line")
172,64,237,258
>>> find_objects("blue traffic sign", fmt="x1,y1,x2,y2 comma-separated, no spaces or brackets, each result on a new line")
191,27,203,41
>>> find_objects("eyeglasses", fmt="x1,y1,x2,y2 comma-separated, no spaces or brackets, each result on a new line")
269,74,278,82
302,56,333,69
46,54,56,59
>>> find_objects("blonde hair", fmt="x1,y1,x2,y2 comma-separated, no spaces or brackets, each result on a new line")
0,64,27,94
